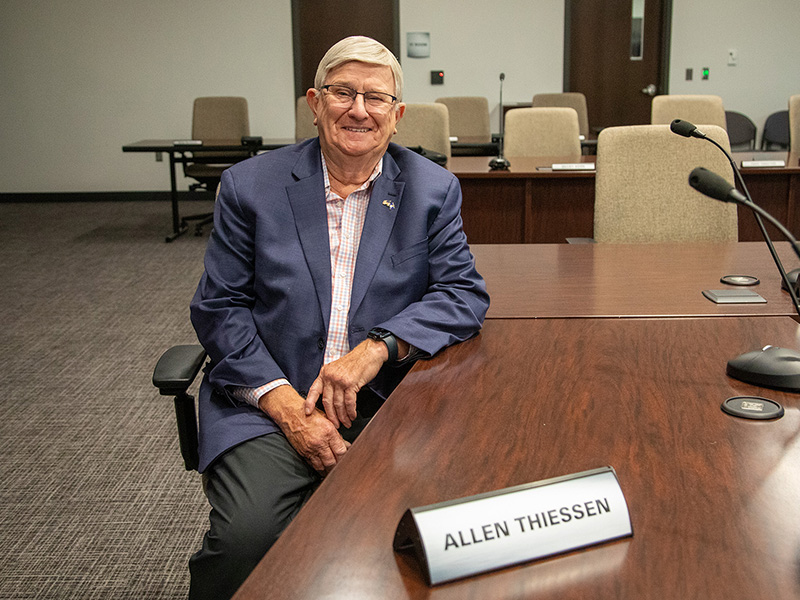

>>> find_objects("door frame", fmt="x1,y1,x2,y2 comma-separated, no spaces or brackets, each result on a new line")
291,0,401,100
562,0,673,110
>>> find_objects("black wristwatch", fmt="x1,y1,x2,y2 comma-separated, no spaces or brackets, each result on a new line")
368,327,398,363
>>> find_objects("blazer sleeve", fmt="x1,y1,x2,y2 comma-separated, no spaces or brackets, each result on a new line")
189,169,287,398
379,173,490,356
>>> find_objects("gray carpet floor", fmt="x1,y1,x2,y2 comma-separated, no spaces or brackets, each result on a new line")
0,200,215,599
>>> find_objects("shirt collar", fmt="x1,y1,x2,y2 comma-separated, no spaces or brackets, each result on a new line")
321,151,383,199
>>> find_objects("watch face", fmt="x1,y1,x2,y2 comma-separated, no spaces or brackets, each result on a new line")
369,327,390,339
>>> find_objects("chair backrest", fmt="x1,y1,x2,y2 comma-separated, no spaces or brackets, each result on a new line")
392,103,451,160
651,95,726,129
725,111,757,151
192,96,250,140
434,96,490,142
503,107,581,161
189,97,250,170
594,124,738,243
532,92,590,138
295,96,317,141
791,95,800,154
761,110,790,150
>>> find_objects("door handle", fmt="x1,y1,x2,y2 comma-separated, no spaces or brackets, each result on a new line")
641,84,657,96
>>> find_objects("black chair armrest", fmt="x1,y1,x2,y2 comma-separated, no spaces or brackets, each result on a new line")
153,345,207,396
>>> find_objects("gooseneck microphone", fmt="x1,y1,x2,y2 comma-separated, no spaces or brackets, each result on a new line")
671,119,800,310
689,167,800,264
489,73,511,171
689,166,800,391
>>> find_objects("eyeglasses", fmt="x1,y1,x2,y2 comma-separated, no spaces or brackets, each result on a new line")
319,84,397,111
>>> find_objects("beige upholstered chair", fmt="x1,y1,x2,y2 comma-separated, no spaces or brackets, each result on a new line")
503,107,581,161
181,96,250,235
594,124,737,243
184,96,250,191
295,96,317,141
434,96,491,142
651,94,727,129
789,95,800,154
392,103,451,161
532,92,590,139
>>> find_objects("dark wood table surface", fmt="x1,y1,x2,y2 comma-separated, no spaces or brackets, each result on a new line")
472,242,800,319
234,317,800,600
450,153,800,244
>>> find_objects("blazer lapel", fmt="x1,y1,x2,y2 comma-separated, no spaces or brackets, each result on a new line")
286,141,332,331
350,152,405,317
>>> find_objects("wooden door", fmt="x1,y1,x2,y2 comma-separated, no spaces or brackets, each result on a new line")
292,0,399,99
565,0,671,131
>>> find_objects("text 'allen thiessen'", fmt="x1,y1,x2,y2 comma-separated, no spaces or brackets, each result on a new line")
444,497,612,551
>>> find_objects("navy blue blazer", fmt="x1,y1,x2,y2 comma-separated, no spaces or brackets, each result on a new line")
190,138,489,472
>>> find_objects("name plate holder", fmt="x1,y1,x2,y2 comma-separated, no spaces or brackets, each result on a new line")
741,160,786,168
551,162,595,171
393,466,632,585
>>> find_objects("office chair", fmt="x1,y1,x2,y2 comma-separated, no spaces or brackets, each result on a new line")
152,344,206,471
593,124,737,243
761,110,790,150
790,95,800,155
503,107,581,161
392,103,451,163
295,96,317,141
725,111,757,151
182,97,251,235
532,92,590,140
651,94,727,129
434,97,491,142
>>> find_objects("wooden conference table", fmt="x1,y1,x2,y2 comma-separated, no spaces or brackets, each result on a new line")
451,153,800,244
472,242,800,319
233,243,800,600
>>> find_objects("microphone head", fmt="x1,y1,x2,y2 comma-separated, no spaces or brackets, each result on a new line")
670,119,697,138
689,166,737,203
670,118,707,139
499,72,505,81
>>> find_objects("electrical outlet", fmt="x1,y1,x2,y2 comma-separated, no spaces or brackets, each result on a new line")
727,49,738,66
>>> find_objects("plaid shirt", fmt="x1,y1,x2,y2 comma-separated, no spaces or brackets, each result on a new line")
232,153,382,407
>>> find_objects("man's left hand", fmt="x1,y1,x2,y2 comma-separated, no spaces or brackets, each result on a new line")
303,339,388,428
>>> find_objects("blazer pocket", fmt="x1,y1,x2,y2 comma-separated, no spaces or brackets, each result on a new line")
391,238,428,267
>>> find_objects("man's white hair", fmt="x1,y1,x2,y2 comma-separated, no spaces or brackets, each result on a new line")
314,36,404,101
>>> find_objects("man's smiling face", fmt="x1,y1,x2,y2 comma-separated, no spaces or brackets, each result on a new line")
308,61,404,164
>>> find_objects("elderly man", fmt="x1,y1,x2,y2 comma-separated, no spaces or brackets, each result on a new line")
188,36,489,599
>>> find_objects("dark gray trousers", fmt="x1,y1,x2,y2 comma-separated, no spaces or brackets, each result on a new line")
188,393,379,600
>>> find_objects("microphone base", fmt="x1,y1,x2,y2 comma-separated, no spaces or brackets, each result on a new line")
726,345,800,392
779,267,800,293
489,156,510,171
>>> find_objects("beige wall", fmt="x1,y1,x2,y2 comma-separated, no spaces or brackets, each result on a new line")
1,0,797,193
0,0,293,193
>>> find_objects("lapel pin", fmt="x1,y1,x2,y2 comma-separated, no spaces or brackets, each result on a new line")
382,200,396,210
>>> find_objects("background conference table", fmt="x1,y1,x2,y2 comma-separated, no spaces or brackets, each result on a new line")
451,153,800,244
233,242,800,600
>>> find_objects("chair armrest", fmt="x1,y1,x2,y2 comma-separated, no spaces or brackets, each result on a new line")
153,345,207,396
